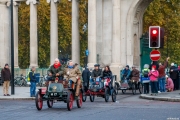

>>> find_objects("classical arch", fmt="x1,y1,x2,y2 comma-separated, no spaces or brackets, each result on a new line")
126,0,153,68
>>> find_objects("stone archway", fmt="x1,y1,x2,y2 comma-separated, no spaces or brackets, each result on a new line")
126,0,153,68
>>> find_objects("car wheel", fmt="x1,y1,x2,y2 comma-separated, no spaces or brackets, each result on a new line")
76,90,83,108
114,83,119,95
112,90,116,102
35,91,43,110
67,91,74,111
122,90,126,94
82,89,87,102
105,88,110,102
47,100,53,108
132,83,136,95
90,94,95,102
139,83,143,94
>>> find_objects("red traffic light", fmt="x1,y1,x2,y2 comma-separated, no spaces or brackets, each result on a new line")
152,30,157,35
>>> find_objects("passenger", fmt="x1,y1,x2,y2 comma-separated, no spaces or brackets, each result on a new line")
166,75,174,92
64,60,82,99
103,66,112,79
121,65,131,82
148,65,159,96
103,66,113,88
142,64,150,94
82,66,90,92
131,65,140,82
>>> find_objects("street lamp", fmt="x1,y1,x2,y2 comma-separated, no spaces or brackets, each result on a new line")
10,0,15,94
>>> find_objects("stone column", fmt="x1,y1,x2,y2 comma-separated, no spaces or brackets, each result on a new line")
47,0,59,65
13,2,19,68
26,0,38,67
110,0,121,81
88,0,96,68
72,0,79,64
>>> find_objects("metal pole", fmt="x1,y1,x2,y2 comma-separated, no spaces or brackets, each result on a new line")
11,0,15,95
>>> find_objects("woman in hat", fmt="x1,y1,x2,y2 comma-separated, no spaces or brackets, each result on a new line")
166,75,174,92
148,65,159,95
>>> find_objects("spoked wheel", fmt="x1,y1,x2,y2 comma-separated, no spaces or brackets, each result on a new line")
114,83,119,95
67,91,74,111
112,90,116,102
105,88,110,102
76,90,83,108
132,83,136,95
90,94,95,102
35,91,43,110
82,90,87,102
47,100,53,108
138,83,143,94
122,90,126,94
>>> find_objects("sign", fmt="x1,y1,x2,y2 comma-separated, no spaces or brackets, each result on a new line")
85,49,89,56
150,50,161,61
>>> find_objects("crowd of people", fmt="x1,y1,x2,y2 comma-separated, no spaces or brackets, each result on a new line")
121,57,179,96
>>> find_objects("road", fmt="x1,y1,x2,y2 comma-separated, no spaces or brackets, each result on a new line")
0,92,179,120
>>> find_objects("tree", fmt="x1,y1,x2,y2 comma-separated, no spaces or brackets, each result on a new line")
143,0,180,64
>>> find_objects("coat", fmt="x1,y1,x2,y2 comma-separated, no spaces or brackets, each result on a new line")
64,67,82,83
82,68,90,82
169,66,178,79
148,70,159,82
29,71,36,82
91,69,103,78
121,69,131,79
103,70,112,78
131,68,139,81
158,61,168,78
47,65,64,79
166,78,174,90
1,68,11,82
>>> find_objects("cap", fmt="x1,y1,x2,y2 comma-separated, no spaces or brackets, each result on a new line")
5,63,8,66
125,65,129,68
166,75,168,78
152,65,156,69
94,64,100,67
132,65,136,68
171,63,174,66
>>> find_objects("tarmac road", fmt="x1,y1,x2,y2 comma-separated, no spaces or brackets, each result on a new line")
0,92,179,120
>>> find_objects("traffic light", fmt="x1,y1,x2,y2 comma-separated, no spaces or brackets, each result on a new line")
149,26,160,48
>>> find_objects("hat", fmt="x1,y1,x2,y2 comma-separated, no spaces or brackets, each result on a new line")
5,63,8,66
152,65,156,69
125,65,129,68
132,65,136,68
165,75,168,78
94,64,100,67
171,63,174,66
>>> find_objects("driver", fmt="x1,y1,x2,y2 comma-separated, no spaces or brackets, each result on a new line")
47,58,64,81
63,60,82,99
91,64,103,79
121,65,131,82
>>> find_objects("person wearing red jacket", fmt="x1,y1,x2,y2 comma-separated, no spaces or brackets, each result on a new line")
148,65,159,95
165,75,174,92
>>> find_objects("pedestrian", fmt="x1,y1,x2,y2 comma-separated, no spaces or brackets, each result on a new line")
82,66,90,92
29,66,36,97
148,65,159,96
1,64,11,96
158,57,169,93
169,63,178,90
142,64,150,94
165,75,174,92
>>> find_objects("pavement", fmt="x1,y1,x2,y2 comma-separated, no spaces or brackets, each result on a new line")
0,86,43,100
140,90,180,102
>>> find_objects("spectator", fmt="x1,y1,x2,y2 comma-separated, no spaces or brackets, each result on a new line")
158,57,169,93
1,64,11,96
165,75,174,92
169,63,178,90
29,66,36,97
82,66,90,92
142,64,150,94
148,65,159,96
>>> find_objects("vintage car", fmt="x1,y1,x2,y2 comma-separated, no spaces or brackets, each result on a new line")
82,76,116,102
35,77,83,111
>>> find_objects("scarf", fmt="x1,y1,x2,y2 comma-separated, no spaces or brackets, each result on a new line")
68,65,74,69
54,62,61,69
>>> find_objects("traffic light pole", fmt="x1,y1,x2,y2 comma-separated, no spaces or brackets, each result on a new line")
11,0,15,95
